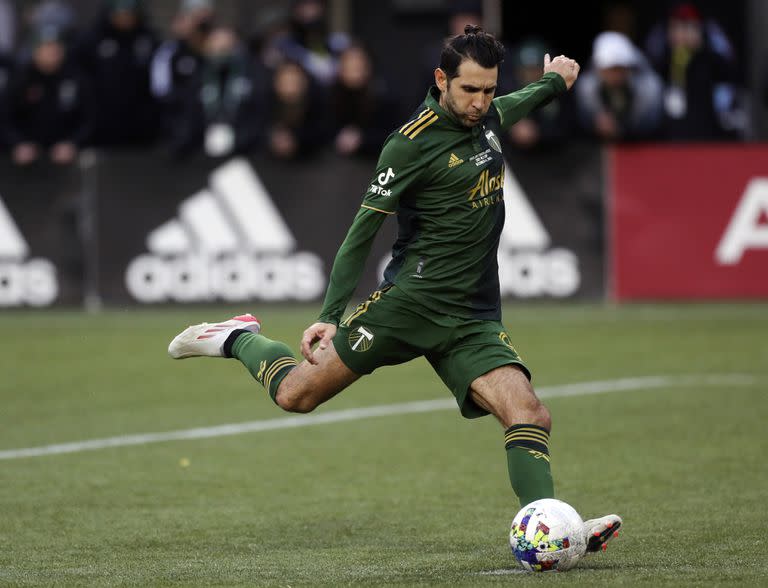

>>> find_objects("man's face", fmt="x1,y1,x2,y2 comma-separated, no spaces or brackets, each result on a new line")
34,41,65,74
437,59,497,127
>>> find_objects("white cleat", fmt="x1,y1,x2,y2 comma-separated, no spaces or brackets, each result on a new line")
168,314,261,359
582,514,622,554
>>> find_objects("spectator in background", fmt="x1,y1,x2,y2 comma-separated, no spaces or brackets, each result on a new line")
166,26,266,158
150,0,214,130
75,0,159,147
330,42,399,157
268,0,350,86
13,0,77,64
0,0,16,54
504,37,574,150
643,1,745,140
4,25,91,166
267,60,328,159
248,6,292,71
29,0,76,32
574,31,663,142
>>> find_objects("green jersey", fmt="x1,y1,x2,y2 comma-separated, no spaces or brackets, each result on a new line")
318,72,566,325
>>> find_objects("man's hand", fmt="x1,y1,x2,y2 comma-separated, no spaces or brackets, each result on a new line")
544,53,580,90
300,322,337,365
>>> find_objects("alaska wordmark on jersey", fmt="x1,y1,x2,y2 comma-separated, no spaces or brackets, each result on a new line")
373,162,580,299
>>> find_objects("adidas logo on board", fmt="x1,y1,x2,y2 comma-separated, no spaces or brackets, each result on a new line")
0,195,58,306
125,158,325,303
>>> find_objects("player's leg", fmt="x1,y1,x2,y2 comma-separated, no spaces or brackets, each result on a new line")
168,314,359,412
426,320,552,507
469,364,554,507
271,342,359,412
469,359,622,554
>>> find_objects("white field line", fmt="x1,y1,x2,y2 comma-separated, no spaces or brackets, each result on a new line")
0,374,757,461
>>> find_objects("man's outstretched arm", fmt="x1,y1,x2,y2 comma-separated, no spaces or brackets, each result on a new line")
301,207,388,363
493,53,579,130
301,132,423,363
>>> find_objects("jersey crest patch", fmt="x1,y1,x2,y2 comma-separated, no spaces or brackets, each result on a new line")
485,129,502,152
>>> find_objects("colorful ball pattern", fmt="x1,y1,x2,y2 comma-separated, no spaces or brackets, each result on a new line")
509,498,586,572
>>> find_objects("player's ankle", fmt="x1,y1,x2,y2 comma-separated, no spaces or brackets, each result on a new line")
223,329,253,358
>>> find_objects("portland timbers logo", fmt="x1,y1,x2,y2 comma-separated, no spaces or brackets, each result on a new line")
485,129,502,152
349,326,374,352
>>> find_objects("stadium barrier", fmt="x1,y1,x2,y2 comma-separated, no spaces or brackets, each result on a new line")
609,144,768,300
2,145,604,307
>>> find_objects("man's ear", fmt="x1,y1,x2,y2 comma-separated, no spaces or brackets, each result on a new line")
435,67,448,93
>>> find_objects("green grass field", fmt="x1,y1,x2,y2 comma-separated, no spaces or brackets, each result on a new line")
1,303,766,586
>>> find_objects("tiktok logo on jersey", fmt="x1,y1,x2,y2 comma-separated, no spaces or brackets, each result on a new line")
369,167,395,197
378,167,395,185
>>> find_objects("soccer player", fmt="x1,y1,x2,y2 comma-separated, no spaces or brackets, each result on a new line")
169,25,621,555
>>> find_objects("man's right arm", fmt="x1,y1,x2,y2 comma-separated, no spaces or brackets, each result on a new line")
301,133,423,362
316,207,389,326
302,211,385,362
316,133,422,326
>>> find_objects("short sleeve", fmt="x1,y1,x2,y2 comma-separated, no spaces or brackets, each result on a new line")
361,133,424,214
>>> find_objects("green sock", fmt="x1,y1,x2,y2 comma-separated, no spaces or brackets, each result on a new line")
229,332,298,402
504,424,555,507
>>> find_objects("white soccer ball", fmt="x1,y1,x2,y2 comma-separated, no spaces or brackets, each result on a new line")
509,498,586,572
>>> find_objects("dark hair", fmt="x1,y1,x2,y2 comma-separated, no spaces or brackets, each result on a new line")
439,24,505,79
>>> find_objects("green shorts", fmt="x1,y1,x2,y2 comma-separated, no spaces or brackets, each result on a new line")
333,285,531,419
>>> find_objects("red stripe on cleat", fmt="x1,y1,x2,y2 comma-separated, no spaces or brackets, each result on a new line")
196,335,215,339
232,314,258,322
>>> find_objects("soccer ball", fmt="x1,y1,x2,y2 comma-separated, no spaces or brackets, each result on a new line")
509,498,586,572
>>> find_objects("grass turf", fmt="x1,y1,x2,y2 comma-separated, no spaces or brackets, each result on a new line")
0,303,766,586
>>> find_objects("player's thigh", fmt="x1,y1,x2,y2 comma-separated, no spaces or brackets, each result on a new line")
333,286,426,376
470,364,549,429
278,340,360,410
428,322,533,421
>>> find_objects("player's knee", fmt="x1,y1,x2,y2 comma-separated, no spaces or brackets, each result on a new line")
274,385,318,414
532,402,551,431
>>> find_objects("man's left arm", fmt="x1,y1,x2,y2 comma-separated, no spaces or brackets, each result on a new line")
494,53,579,130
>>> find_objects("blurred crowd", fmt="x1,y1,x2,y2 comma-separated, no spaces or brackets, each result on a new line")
0,0,757,167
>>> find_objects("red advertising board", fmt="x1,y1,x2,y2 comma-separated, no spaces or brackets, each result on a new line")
610,145,768,300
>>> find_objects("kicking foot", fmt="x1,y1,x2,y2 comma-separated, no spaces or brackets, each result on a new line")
583,514,622,554
168,314,261,359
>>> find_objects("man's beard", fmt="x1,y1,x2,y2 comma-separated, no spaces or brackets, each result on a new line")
444,92,483,127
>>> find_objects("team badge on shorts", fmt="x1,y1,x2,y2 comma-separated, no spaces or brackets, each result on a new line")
349,326,374,352
499,331,521,358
